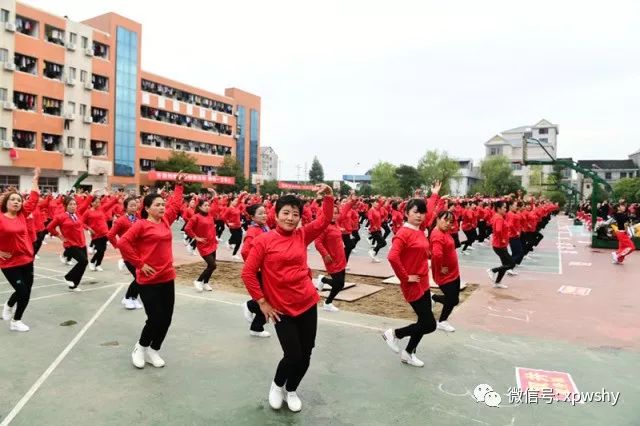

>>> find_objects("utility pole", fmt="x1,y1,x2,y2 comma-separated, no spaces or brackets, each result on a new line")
296,164,301,184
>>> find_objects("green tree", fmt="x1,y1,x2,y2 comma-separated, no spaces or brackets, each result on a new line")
613,178,640,203
545,190,567,208
154,151,202,193
416,150,460,194
217,155,247,193
371,161,400,196
478,155,522,196
309,156,324,183
259,179,280,195
358,183,373,197
395,164,423,197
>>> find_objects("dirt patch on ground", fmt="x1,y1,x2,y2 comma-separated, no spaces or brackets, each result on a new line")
176,261,479,321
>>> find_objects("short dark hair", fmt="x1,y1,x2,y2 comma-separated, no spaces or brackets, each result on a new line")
123,197,137,210
494,200,507,210
246,203,264,217
62,195,76,208
275,195,303,216
0,191,23,213
405,198,427,214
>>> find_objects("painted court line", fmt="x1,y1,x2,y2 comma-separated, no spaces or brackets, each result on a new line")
0,282,64,295
29,283,124,301
0,284,124,426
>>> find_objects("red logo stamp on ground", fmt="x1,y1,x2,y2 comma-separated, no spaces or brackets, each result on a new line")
515,367,580,402
558,285,591,296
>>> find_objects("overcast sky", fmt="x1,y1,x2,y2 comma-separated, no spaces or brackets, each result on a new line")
24,0,640,180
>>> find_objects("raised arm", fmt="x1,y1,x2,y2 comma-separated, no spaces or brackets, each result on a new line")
22,168,41,215
303,186,334,246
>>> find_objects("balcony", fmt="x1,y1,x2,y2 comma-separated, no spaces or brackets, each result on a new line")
15,16,38,37
90,140,107,156
14,53,37,75
42,97,63,116
43,61,64,80
141,78,234,114
141,132,233,156
45,24,65,46
140,106,233,135
139,159,156,172
13,129,36,149
91,107,108,124
92,41,109,59
42,133,62,152
91,73,109,92
13,91,36,112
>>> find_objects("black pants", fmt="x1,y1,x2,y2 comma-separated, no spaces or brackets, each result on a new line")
247,299,267,332
124,261,139,299
1,262,34,321
509,237,524,265
215,220,225,238
197,252,217,284
532,231,544,248
477,221,487,242
342,234,354,261
491,247,515,284
451,232,461,249
274,305,317,392
432,278,460,322
394,291,437,354
33,230,46,255
321,270,346,304
90,236,108,266
382,222,391,240
370,230,387,255
64,246,88,287
351,229,361,246
461,229,477,251
229,228,242,256
138,281,175,350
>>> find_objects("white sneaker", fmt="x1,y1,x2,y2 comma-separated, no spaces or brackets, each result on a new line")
269,382,284,410
460,281,468,290
2,303,14,321
468,246,476,251
628,226,635,238
372,256,381,263
193,280,204,292
72,287,83,292
493,283,508,289
232,254,242,261
486,269,497,283
323,302,339,312
249,330,271,338
134,298,144,309
382,328,400,353
88,247,95,255
191,249,198,256
400,350,424,367
203,283,213,292
437,321,456,332
284,391,302,412
611,252,619,264
123,299,136,310
186,246,194,254
59,254,68,265
118,259,126,272
368,249,376,260
314,275,325,291
10,320,30,332
132,343,146,369
96,266,104,272
345,266,351,271
506,269,518,276
144,348,165,367
66,259,74,266
225,241,231,249
42,240,47,245
88,262,97,271
461,250,471,256
35,254,40,260
243,303,255,323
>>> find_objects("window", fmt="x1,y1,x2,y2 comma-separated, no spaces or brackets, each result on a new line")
14,53,37,74
44,24,64,45
42,97,62,116
42,133,61,151
69,67,76,80
67,136,75,149
16,15,38,37
0,175,19,187
38,177,58,193
12,129,36,148
0,88,6,101
13,91,37,111
605,172,612,180
92,41,109,59
489,147,502,156
80,70,87,82
69,32,77,44
1,9,9,23
250,109,259,173
620,172,627,179
81,36,88,49
0,127,6,141
0,48,8,62
538,128,548,134
523,131,532,139
91,140,107,156
67,101,76,114
79,138,86,149
539,138,548,143
511,163,522,171
236,106,245,170
91,106,108,124
91,74,109,91
43,60,63,79
80,104,87,116
114,26,139,176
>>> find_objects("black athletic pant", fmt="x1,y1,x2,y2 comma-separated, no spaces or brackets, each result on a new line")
509,237,524,265
90,236,108,266
274,305,317,392
432,278,460,322
33,230,46,255
342,234,354,261
215,219,225,238
491,247,515,284
394,291,437,354
382,221,391,240
247,299,267,332
1,262,34,321
229,228,243,256
321,270,346,304
477,221,487,242
461,229,477,251
370,230,387,255
138,281,175,350
64,246,88,287
197,252,217,284
351,229,361,246
532,231,544,248
451,232,461,249
124,261,139,299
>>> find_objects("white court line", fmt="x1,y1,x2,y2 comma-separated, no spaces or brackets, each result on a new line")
0,284,124,426
29,283,124,301
558,241,563,275
176,292,385,332
0,282,64,295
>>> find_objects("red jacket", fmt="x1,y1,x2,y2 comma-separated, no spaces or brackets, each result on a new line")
506,211,521,239
367,207,382,232
461,209,478,231
0,190,39,269
241,223,269,261
241,196,334,317
387,224,430,303
107,214,138,248
391,210,404,234
82,197,119,239
491,214,509,248
315,223,347,274
430,227,459,285
117,185,184,285
184,212,218,257
47,211,87,248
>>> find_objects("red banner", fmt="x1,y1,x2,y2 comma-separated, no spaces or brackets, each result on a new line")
278,182,318,191
148,171,235,185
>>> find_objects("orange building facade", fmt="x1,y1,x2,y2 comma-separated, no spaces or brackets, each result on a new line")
0,0,260,192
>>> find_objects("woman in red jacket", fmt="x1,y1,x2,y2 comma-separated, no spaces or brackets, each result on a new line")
0,168,40,332
487,200,514,288
430,211,460,332
460,202,478,254
47,195,91,291
185,197,219,292
241,203,270,337
241,184,333,413
82,192,119,272
107,197,143,310
224,192,247,260
383,197,437,368
118,172,185,369
367,202,386,262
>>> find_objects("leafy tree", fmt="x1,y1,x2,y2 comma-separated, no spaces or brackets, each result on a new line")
259,179,280,195
309,156,325,183
545,190,567,208
371,161,400,196
358,183,373,197
478,155,522,196
154,151,202,193
416,150,460,194
613,178,640,203
217,155,247,193
395,164,424,197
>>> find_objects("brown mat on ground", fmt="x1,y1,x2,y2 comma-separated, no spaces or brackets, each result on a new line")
319,283,383,302
318,283,356,292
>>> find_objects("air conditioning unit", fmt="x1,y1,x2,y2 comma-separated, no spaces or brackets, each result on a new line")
84,47,94,57
234,134,239,139
1,140,14,149
83,116,93,124
4,22,16,32
64,148,74,156
2,101,16,111
65,76,75,86
65,42,76,51
64,112,75,120
234,110,239,116
3,61,16,71
84,82,94,90
82,149,92,158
